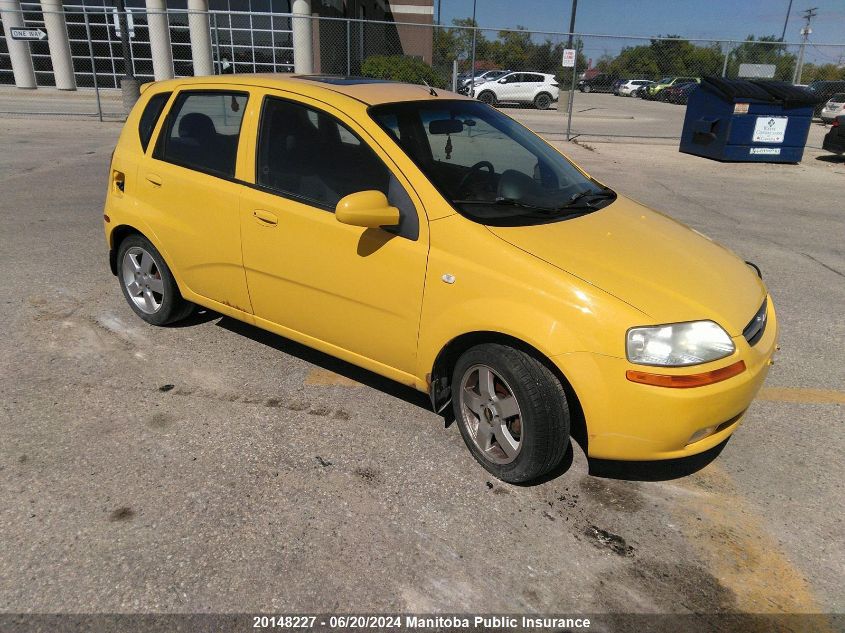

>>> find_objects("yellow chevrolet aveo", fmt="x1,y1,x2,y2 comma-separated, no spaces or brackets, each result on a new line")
105,75,777,483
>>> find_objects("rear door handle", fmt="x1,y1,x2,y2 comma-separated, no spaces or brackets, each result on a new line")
145,173,162,186
253,209,278,226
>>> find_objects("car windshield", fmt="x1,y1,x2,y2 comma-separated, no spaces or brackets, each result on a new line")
658,77,672,84
369,100,614,226
829,93,845,103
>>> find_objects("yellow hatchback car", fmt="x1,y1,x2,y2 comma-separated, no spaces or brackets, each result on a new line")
105,74,777,483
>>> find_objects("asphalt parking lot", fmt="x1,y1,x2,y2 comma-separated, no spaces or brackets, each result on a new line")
0,94,843,630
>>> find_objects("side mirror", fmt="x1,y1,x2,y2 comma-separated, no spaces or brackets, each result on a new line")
498,78,507,83
335,190,400,229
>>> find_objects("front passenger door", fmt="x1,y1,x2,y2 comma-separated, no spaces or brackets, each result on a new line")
239,95,428,375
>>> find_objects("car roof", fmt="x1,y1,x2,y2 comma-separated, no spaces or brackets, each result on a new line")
141,73,470,106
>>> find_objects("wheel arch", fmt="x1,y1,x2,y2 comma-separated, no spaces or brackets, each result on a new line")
429,330,587,451
108,224,144,275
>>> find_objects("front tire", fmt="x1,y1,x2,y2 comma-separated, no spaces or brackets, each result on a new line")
117,235,194,326
477,90,497,105
451,344,570,483
582,85,591,93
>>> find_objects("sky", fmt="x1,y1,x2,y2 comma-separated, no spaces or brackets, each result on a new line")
436,0,845,65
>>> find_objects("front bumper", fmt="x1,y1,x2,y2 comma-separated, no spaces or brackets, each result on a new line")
553,297,779,461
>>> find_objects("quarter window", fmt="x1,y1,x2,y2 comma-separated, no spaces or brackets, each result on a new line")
154,91,249,178
139,92,171,152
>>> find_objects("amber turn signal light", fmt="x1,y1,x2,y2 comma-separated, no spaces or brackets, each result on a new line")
626,360,746,388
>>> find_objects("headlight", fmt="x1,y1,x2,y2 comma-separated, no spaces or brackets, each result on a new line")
626,321,735,367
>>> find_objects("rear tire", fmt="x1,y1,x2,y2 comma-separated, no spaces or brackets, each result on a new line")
451,344,570,483
533,92,552,110
117,234,194,326
478,90,497,105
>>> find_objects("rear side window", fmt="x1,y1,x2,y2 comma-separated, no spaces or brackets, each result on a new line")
138,92,171,152
154,90,248,178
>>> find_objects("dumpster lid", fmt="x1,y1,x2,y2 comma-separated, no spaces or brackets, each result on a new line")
701,76,820,106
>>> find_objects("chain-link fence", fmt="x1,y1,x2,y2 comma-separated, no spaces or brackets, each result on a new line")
2,7,844,137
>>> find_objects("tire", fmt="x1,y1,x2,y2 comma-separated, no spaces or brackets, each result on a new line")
582,85,591,93
478,90,497,105
533,92,552,110
451,344,570,483
117,234,194,326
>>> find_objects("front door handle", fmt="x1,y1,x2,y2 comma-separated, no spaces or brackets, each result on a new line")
253,209,278,226
145,173,162,187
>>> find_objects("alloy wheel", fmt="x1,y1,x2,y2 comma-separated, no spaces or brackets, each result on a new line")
458,364,523,464
121,246,164,314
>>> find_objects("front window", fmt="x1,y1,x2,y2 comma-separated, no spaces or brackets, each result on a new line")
369,100,615,226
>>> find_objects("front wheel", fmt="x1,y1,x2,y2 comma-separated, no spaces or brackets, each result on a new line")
477,90,497,105
451,344,570,483
117,234,194,326
582,85,591,93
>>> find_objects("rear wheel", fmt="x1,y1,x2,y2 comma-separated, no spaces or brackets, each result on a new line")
117,235,193,326
533,92,552,110
451,344,570,483
478,90,497,105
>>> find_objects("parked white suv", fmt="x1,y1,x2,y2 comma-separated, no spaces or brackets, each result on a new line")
618,79,654,96
820,93,845,123
472,72,559,109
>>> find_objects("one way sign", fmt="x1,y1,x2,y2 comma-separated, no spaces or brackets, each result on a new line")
9,28,48,41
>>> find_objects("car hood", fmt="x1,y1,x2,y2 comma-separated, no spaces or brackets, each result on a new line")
486,196,765,335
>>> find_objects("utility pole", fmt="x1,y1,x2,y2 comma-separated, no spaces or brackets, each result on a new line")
562,0,578,137
468,0,477,95
792,7,817,84
780,0,794,41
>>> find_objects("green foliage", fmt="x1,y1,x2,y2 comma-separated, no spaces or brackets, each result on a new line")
361,55,446,88
599,35,723,79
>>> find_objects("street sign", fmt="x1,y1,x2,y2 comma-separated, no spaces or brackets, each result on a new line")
112,9,136,39
9,28,47,41
562,48,576,68
738,63,776,79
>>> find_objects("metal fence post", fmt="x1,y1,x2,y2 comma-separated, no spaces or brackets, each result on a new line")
83,8,103,121
721,43,732,78
212,12,221,74
346,18,351,75
565,57,576,141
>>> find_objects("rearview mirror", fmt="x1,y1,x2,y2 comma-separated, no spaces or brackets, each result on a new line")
428,119,464,135
335,190,400,229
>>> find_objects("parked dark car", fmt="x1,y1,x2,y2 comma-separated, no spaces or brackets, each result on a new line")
611,78,627,95
822,115,845,154
666,82,698,105
578,73,618,93
658,81,695,102
806,80,845,117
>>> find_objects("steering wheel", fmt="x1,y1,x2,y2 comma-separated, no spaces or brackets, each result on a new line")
456,160,495,195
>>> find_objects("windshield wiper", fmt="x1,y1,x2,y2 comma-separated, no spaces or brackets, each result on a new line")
563,187,616,208
453,196,601,216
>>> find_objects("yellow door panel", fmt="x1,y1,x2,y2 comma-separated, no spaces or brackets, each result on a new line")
240,187,427,374
238,90,428,374
139,88,253,312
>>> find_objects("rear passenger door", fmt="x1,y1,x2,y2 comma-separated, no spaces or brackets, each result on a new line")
140,87,254,313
